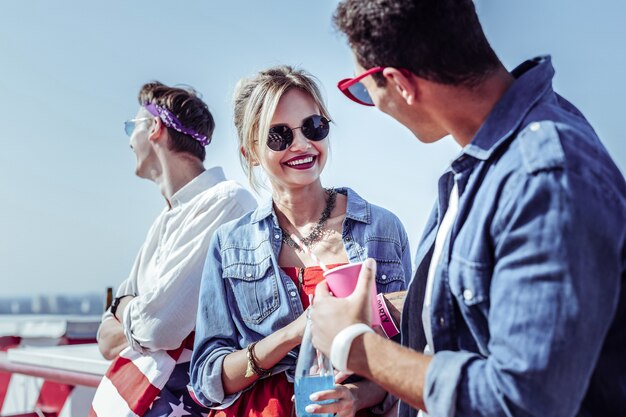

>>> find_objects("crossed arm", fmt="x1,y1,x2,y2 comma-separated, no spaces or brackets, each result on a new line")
97,316,128,360
97,295,134,360
98,194,253,359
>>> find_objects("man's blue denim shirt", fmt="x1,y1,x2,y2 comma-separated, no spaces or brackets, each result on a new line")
191,187,411,408
400,56,626,417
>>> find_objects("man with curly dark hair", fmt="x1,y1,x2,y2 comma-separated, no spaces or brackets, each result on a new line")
310,1,626,417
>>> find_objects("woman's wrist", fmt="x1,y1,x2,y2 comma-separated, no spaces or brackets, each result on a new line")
245,341,271,378
288,311,309,345
280,320,303,348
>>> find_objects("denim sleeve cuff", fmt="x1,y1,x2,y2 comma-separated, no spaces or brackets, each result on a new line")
195,346,243,409
424,350,480,417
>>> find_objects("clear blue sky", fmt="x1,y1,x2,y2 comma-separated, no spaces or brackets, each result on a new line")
1,1,624,296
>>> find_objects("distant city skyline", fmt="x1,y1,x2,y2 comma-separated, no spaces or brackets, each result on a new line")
0,293,104,315
1,0,624,296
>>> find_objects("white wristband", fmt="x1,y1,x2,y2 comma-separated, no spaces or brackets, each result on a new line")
330,323,374,373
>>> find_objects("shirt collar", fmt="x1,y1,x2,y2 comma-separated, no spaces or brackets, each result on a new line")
250,187,371,225
339,187,370,224
462,55,555,162
251,198,275,224
169,166,226,207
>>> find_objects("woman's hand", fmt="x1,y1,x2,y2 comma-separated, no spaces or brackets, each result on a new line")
305,384,357,417
306,378,388,416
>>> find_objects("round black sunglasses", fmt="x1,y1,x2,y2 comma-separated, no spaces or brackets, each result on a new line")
266,115,330,151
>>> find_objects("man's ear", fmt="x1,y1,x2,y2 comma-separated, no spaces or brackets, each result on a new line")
148,117,164,142
383,68,417,105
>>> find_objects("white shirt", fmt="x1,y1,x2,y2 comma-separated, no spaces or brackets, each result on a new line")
100,167,257,353
418,181,459,417
423,181,459,354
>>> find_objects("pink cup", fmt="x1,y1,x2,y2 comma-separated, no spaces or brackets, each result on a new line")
323,262,381,327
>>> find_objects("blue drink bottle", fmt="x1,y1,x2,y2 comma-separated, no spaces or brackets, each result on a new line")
294,312,335,417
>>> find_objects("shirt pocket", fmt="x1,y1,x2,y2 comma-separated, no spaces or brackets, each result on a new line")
223,255,280,325
374,261,407,293
364,236,408,291
448,254,492,353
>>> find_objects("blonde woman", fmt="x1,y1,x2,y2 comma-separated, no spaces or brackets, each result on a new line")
190,66,411,417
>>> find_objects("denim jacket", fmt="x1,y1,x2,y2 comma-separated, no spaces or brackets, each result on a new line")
191,187,410,408
400,56,626,417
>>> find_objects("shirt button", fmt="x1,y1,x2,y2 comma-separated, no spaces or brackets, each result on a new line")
274,234,280,239
439,317,445,326
245,272,252,278
381,274,387,280
530,122,541,132
290,291,297,297
463,289,473,301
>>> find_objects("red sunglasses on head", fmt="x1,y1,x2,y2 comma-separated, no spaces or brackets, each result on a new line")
337,67,386,106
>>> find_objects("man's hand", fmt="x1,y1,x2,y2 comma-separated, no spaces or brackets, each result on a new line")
97,318,128,360
312,259,430,412
311,258,377,356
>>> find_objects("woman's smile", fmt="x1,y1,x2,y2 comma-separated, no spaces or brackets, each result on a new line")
283,154,317,170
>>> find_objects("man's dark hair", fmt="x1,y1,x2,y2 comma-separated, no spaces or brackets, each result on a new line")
138,82,214,161
334,0,501,87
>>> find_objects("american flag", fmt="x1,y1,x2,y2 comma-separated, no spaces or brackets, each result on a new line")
90,334,208,417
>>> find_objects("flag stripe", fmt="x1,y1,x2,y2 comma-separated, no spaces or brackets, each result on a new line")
90,333,194,416
117,349,176,386
106,355,164,413
177,348,192,364
90,376,140,417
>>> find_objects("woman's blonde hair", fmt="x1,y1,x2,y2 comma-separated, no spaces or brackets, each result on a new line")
233,65,331,191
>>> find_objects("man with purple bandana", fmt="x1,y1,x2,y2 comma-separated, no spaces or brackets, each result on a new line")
95,81,256,416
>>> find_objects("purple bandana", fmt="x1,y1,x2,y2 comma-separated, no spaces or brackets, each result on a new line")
144,103,210,146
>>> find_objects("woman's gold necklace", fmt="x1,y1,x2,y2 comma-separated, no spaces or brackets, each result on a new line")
280,188,337,249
